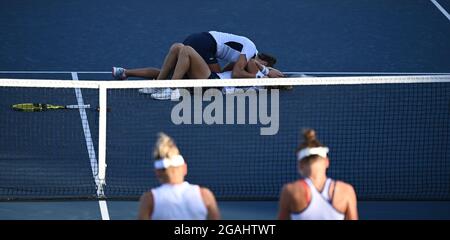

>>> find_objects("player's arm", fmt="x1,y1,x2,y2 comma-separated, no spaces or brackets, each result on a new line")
201,187,221,220
277,184,291,220
208,63,222,73
222,62,235,72
267,67,284,78
254,60,284,78
342,183,358,220
137,192,154,220
232,55,264,78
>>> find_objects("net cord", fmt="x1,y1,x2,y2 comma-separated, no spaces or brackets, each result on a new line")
1,75,450,89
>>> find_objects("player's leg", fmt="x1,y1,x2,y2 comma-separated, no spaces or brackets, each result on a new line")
172,46,211,80
208,63,221,73
156,43,185,80
125,67,160,79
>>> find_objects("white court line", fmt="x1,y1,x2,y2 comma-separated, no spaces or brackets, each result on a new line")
431,0,450,22
71,72,110,220
98,200,110,220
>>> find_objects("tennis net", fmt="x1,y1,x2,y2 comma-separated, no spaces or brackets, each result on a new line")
0,75,449,201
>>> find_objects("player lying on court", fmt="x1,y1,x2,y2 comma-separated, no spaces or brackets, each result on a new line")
156,45,283,99
137,132,220,220
113,44,285,100
277,129,358,220
112,31,286,99
113,31,283,80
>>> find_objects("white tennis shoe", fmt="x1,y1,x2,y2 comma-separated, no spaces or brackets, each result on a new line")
112,67,127,80
138,88,158,94
222,87,245,95
151,88,181,100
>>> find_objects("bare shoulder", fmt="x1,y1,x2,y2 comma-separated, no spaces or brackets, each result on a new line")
138,191,154,220
282,181,301,195
200,187,213,196
139,191,153,203
200,187,216,202
335,181,356,196
200,187,218,209
281,182,293,192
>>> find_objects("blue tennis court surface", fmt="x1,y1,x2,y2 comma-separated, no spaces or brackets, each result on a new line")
1,201,450,220
1,0,450,219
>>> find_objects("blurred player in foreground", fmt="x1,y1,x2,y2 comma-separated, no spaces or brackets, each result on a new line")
138,133,220,220
277,129,358,220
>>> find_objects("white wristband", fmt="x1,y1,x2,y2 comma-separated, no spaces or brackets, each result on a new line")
256,71,265,78
261,66,270,75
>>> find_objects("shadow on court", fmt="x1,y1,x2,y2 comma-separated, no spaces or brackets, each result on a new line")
1,201,450,220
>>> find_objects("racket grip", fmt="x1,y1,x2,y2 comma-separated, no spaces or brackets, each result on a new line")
66,104,90,109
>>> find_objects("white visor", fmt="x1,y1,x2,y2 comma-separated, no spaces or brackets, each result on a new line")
297,147,329,161
154,155,185,169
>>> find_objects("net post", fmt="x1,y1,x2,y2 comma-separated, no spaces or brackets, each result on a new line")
98,84,107,197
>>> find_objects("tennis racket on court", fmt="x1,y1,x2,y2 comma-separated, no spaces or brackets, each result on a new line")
11,103,91,112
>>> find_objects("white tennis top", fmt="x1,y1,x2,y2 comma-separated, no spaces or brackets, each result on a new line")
217,71,232,79
290,178,345,220
151,181,207,220
209,31,258,62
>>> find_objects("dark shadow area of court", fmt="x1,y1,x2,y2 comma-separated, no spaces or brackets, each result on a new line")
0,201,449,220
